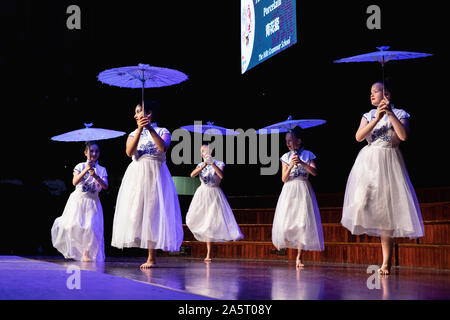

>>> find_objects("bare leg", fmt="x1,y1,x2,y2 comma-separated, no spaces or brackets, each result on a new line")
379,234,393,275
140,245,157,269
81,250,92,262
296,244,304,268
204,239,212,262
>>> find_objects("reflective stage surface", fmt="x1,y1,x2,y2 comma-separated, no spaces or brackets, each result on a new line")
22,256,450,300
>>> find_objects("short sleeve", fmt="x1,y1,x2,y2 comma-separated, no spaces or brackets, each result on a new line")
363,109,376,122
215,161,225,169
196,162,204,168
280,153,290,165
73,163,84,175
159,127,171,145
100,166,108,178
299,150,316,164
394,108,410,120
128,129,138,138
159,127,170,136
305,151,316,162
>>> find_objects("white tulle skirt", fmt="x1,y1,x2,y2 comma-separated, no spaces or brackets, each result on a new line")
341,145,424,238
272,178,324,251
51,190,105,261
111,157,184,251
186,185,243,242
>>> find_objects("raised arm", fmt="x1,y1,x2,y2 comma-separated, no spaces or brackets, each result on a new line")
385,110,409,141
299,159,318,177
379,97,410,141
90,170,109,190
191,163,207,178
391,117,409,141
126,134,140,158
210,162,225,179
281,154,299,183
148,128,170,152
355,117,378,142
73,165,90,186
126,116,149,157
281,161,292,183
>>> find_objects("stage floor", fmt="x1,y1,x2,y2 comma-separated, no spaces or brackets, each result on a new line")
2,255,450,300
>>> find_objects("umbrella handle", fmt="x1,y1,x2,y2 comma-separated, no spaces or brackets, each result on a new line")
141,72,145,109
142,79,144,109
86,144,92,171
382,57,385,97
87,144,91,163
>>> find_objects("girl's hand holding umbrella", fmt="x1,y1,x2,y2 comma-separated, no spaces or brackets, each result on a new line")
87,159,96,175
290,153,300,169
377,96,392,119
136,114,150,131
88,167,96,177
204,154,214,165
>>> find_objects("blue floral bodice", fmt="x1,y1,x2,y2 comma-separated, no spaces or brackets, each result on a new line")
280,149,316,181
73,162,107,196
363,107,410,147
129,124,171,161
136,139,160,158
198,161,225,187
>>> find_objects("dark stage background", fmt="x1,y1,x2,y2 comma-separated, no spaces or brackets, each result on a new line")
0,1,448,255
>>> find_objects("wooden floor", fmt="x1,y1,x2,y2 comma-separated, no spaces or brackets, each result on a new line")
178,187,450,269
20,256,450,300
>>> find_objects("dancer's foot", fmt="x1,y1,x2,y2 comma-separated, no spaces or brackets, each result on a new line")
140,260,157,269
378,264,390,275
204,257,212,262
296,258,304,268
81,251,92,262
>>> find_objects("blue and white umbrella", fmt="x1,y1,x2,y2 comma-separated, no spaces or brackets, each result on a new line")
333,46,432,65
51,123,126,162
333,46,433,93
180,121,239,135
256,116,326,134
257,116,326,168
97,63,188,106
51,123,126,142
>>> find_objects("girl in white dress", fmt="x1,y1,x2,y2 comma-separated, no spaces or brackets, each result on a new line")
186,143,243,262
272,127,324,268
341,81,424,275
111,101,183,269
51,141,108,262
